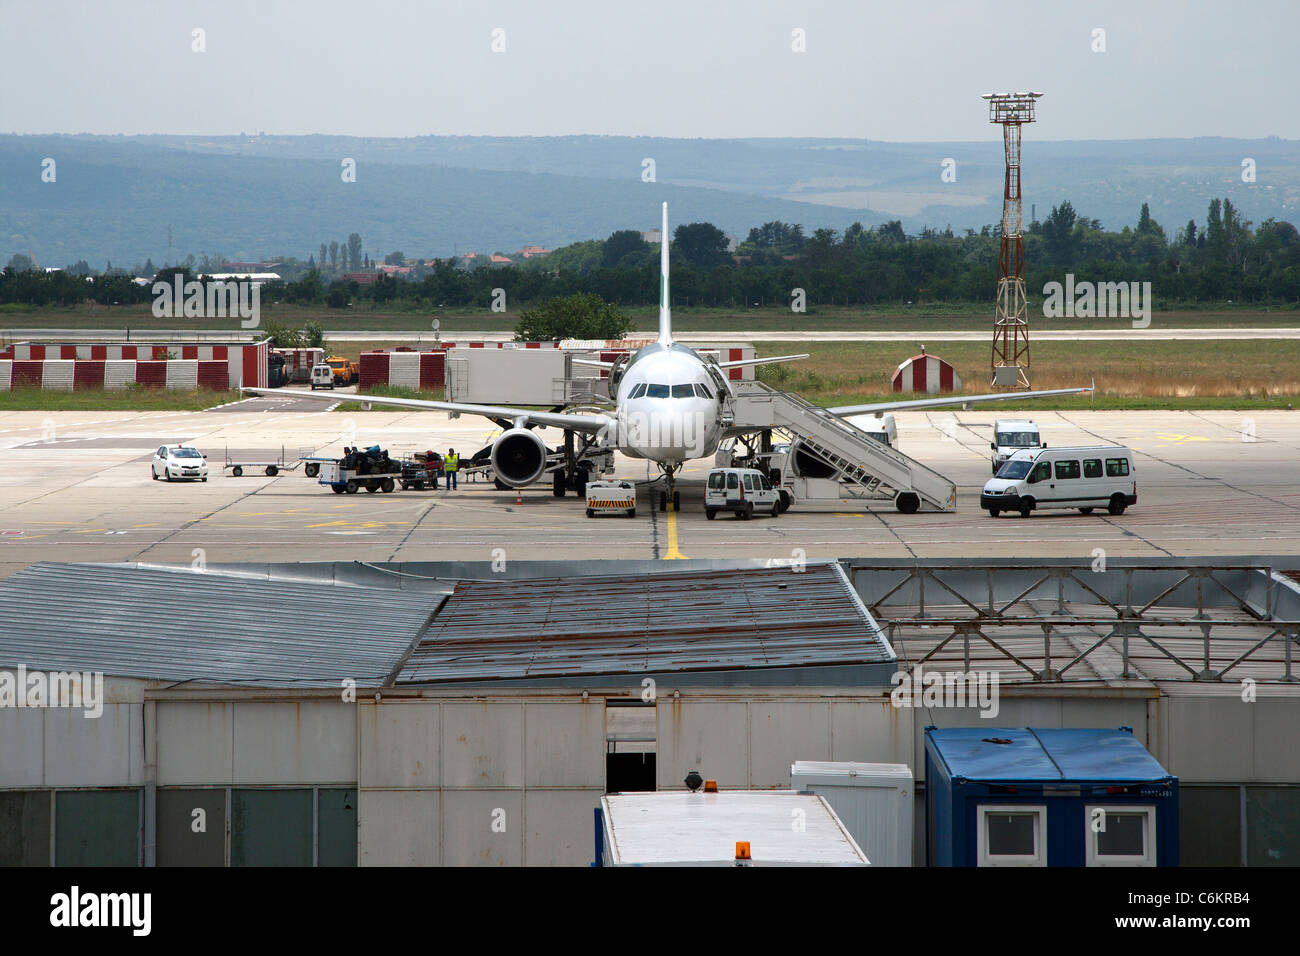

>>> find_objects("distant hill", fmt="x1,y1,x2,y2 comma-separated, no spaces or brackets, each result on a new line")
3,134,1297,267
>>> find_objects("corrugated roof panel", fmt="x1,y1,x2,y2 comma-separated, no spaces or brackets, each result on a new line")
927,727,1173,783
398,561,889,683
0,563,445,685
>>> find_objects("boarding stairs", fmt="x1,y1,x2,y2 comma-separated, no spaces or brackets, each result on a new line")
727,381,957,512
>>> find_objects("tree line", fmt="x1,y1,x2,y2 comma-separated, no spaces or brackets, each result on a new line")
4,199,1298,310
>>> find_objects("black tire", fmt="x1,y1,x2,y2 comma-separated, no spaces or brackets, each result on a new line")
1019,498,1034,518
202,477,208,482
381,477,395,493
586,508,595,518
493,478,509,491
739,502,753,520
553,470,565,497
331,485,345,494
1079,507,1094,514
265,465,278,476
778,490,791,513
628,508,636,519
575,470,588,498
231,465,243,477
770,500,780,518
151,469,158,480
365,481,380,493
706,508,717,520
345,480,359,494
165,470,173,482
672,491,680,511
989,508,1000,518
658,492,666,512
896,492,920,515
305,462,319,478
1108,495,1126,516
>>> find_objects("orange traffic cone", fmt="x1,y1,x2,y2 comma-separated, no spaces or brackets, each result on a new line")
516,488,523,506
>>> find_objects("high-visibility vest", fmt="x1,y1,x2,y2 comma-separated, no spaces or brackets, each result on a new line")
446,453,459,471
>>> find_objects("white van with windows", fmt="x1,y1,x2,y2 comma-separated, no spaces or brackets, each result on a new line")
981,445,1136,518
705,467,782,520
310,364,335,390
990,419,1044,473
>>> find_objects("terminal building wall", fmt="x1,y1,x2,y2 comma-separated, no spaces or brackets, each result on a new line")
2,684,1298,866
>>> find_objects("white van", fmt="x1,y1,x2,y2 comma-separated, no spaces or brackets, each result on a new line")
981,445,1136,517
990,418,1044,473
705,467,782,520
847,412,898,448
310,364,336,390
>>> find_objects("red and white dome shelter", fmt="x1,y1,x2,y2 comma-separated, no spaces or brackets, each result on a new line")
891,347,961,394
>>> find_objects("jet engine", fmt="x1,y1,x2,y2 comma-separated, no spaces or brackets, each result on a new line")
490,428,549,487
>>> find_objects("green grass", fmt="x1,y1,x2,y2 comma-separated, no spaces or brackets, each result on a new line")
0,386,240,411
758,340,1300,410
4,301,1300,335
334,383,446,412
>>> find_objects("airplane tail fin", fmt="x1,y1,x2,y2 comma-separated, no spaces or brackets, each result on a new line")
658,201,672,346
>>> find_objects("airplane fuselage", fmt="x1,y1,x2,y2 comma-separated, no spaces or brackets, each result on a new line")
612,343,726,466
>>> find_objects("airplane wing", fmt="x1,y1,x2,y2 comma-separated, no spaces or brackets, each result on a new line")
715,353,809,370
571,357,615,370
826,385,1092,417
241,387,610,432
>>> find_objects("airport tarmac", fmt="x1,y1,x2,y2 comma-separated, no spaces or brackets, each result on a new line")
0,402,1297,578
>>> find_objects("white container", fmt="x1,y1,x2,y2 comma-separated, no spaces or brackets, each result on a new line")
791,761,914,867
600,791,868,867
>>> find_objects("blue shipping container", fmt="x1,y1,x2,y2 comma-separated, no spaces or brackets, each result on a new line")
925,726,1178,867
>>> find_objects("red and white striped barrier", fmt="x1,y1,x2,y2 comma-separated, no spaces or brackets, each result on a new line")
0,341,268,390
0,358,244,391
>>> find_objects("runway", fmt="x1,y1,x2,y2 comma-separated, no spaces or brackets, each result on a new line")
1,404,1297,578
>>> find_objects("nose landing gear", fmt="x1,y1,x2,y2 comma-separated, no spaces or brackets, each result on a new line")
657,463,682,512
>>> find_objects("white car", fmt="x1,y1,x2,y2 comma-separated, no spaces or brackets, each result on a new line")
152,445,209,482
705,467,781,520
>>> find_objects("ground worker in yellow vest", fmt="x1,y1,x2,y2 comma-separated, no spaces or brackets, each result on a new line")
445,448,459,489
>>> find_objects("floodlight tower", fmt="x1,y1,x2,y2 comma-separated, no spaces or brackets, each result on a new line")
983,91,1042,389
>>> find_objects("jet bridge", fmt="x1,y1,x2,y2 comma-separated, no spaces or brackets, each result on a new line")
726,381,957,513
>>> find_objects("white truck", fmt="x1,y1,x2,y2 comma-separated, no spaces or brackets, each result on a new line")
990,418,1045,474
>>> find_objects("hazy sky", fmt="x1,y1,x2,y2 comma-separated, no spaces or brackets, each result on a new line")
3,0,1297,141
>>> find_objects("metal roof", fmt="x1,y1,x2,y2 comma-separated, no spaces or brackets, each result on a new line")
0,561,887,688
397,561,890,684
0,563,446,686
925,727,1173,784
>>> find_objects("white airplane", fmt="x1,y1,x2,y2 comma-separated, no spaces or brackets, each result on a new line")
245,202,1090,510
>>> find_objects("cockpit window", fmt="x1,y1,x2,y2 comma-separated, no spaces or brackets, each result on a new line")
629,383,647,399
645,383,669,399
694,383,713,399
671,384,694,399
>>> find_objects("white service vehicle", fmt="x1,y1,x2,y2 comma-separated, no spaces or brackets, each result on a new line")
705,467,782,520
989,418,1045,473
310,364,336,390
846,412,897,448
151,444,209,482
981,445,1136,518
585,479,637,518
